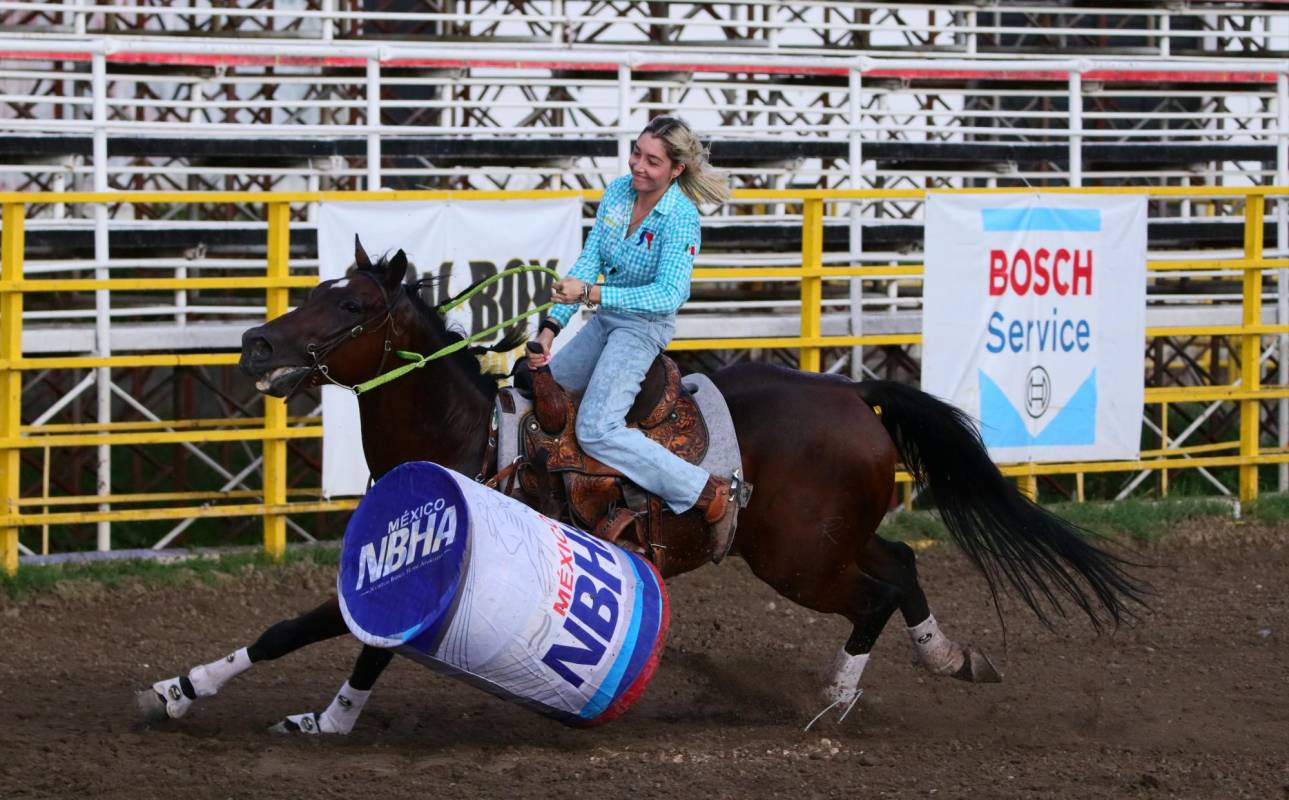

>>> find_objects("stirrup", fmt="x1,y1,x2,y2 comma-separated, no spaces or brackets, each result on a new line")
709,469,750,565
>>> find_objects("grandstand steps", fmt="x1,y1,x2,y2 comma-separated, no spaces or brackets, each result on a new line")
3,136,1275,170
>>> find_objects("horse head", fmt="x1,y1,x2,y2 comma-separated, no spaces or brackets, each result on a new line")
239,235,414,397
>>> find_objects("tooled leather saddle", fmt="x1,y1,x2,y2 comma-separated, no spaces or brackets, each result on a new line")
502,347,710,572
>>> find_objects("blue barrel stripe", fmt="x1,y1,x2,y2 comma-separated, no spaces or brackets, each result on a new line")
579,549,647,720
607,551,663,707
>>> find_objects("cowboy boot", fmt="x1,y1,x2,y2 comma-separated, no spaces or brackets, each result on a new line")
698,474,739,564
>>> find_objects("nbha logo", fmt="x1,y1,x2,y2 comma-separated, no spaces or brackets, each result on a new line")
355,499,458,591
540,525,624,689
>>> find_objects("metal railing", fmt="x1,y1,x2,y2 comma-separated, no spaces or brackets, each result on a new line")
7,2,1289,58
3,39,1288,196
4,185,1289,575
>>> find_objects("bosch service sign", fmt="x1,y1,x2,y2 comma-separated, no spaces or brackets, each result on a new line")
923,194,1146,463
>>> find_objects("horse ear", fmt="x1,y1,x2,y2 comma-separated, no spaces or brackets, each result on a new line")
386,249,409,290
354,234,372,272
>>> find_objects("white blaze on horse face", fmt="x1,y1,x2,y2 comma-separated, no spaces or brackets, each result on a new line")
331,279,350,289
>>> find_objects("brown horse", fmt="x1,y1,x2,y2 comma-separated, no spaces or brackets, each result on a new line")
138,241,1145,733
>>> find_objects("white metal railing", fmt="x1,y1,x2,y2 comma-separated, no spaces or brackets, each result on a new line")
6,2,1289,59
2,39,1286,199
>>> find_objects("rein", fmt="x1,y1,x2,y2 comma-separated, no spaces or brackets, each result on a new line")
321,264,563,397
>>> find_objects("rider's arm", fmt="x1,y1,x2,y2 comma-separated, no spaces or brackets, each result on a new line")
548,179,626,328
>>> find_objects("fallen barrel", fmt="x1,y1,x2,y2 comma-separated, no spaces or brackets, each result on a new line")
337,460,670,727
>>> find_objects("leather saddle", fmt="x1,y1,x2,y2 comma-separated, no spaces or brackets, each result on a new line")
508,347,709,565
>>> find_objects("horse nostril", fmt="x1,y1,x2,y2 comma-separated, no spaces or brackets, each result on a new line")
252,338,272,360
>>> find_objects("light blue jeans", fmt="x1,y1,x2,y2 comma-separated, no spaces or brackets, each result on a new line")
550,309,708,514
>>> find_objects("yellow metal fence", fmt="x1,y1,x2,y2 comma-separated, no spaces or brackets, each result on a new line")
3,187,1289,575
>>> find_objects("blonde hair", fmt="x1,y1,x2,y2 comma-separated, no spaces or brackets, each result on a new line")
641,116,731,207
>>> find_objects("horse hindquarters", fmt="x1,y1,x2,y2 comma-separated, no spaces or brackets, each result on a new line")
713,365,1003,719
712,366,898,612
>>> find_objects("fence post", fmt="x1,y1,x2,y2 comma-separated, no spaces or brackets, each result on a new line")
1,204,25,576
800,196,823,371
1240,194,1265,503
262,202,291,560
1017,473,1037,502
366,55,382,191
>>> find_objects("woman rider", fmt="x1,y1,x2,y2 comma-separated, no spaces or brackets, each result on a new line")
528,115,740,564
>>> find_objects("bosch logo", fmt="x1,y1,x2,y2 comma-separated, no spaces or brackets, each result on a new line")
1026,367,1051,419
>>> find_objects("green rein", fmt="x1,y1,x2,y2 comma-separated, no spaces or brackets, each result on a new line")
351,264,563,396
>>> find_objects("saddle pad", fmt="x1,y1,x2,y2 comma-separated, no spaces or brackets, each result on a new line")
682,373,743,481
496,387,533,475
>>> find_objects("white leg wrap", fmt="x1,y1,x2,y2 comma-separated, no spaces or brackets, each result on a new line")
317,682,371,735
819,648,870,705
150,676,194,720
275,682,372,736
908,614,965,676
188,647,252,698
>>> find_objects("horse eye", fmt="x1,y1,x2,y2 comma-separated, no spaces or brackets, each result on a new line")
341,299,362,314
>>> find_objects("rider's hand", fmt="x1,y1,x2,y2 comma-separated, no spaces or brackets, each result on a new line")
528,328,555,369
552,278,586,305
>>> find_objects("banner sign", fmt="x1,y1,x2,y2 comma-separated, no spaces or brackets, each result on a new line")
923,194,1147,463
317,200,583,496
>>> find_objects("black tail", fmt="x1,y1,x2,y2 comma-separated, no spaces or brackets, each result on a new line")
857,380,1148,630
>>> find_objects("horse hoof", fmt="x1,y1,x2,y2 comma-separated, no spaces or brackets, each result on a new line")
952,647,1003,683
135,689,170,723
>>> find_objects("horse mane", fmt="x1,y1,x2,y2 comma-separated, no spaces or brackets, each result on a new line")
390,265,527,399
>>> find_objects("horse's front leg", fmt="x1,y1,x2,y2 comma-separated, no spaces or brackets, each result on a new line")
270,645,393,735
137,595,348,722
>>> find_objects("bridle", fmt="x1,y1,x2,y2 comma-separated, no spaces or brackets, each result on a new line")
285,271,404,399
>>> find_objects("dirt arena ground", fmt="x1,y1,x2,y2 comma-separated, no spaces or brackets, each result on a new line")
1,520,1285,800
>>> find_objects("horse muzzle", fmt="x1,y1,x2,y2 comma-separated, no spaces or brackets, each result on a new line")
240,328,312,397
251,365,313,397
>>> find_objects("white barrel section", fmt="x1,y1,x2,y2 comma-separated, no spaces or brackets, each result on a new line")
337,461,670,727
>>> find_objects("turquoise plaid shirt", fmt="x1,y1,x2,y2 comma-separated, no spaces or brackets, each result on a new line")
549,174,702,327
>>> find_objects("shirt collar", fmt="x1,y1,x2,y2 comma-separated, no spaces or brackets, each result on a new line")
629,177,683,218
655,180,682,216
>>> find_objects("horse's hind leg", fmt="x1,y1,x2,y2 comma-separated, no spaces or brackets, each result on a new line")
271,645,394,735
137,596,349,722
864,537,1001,683
816,569,903,719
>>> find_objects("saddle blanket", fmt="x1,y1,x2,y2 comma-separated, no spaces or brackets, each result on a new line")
338,461,669,727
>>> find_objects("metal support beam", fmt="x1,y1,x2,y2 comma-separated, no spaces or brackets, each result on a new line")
1,203,23,576
1240,194,1265,502
800,197,823,372
262,202,291,559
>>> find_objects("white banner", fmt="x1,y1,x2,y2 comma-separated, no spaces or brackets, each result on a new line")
317,200,584,496
923,193,1147,463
